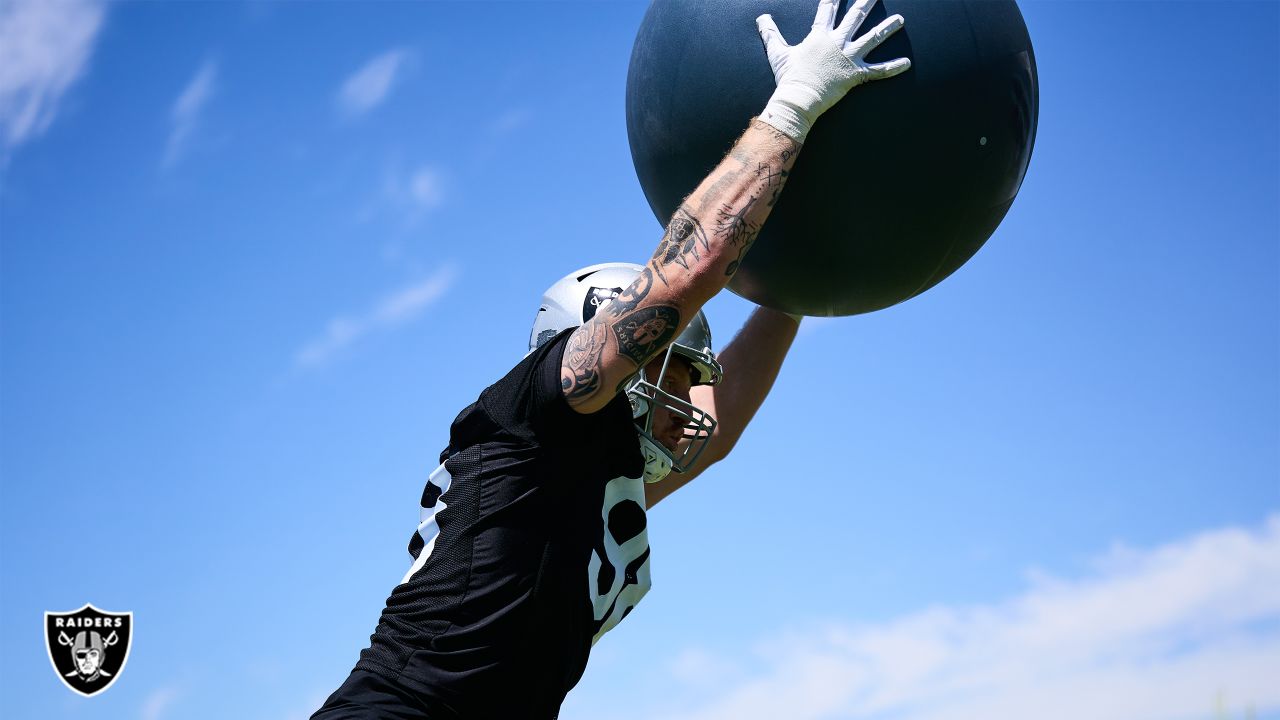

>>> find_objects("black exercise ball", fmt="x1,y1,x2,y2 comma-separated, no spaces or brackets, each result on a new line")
626,0,1038,316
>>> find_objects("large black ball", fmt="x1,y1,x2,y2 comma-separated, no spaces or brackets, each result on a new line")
626,0,1038,316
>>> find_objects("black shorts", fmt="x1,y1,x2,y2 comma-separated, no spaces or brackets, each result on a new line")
311,670,449,720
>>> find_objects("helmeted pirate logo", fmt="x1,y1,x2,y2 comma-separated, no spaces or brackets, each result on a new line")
44,604,133,696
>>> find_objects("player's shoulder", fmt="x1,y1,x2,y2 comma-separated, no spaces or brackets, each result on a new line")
446,329,578,450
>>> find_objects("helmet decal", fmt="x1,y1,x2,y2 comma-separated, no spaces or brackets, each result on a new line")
530,262,723,482
582,286,623,322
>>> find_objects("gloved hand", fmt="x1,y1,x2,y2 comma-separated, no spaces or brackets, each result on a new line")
757,0,911,141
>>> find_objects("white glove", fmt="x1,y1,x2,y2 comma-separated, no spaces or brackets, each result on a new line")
757,0,911,141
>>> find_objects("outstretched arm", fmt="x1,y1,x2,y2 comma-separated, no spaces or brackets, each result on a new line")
645,307,800,507
561,0,909,415
560,121,800,414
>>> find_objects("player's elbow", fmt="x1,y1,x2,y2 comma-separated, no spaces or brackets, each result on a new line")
704,425,741,466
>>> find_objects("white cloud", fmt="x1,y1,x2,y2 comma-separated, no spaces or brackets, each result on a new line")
0,0,104,151
163,60,216,169
336,49,410,117
406,166,444,210
667,647,743,690
296,266,457,367
369,163,447,230
489,107,531,136
140,685,180,720
644,517,1280,720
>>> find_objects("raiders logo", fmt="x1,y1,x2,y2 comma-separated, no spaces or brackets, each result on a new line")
582,286,623,322
45,604,133,697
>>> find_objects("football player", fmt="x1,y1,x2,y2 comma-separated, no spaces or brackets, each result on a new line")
313,1,909,717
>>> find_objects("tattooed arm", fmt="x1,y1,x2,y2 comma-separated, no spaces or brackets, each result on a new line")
560,120,801,414
560,0,910,413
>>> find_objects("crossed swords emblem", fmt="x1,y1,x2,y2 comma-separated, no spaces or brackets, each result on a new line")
56,629,119,680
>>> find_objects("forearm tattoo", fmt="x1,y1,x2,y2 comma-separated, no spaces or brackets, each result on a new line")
602,266,682,366
651,207,709,284
564,121,799,406
611,305,681,366
756,161,789,208
604,263,656,315
715,199,760,276
725,241,753,277
752,117,800,151
715,200,760,248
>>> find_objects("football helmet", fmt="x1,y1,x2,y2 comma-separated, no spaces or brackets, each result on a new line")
530,262,722,483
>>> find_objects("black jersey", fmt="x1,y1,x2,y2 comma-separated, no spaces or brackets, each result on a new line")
352,329,652,719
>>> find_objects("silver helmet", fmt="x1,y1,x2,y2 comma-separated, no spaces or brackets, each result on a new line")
530,262,722,483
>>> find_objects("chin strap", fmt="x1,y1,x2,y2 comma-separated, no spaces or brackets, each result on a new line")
629,385,675,484
638,434,674,484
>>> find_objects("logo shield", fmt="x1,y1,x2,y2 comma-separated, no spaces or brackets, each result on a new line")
44,604,133,697
582,286,623,322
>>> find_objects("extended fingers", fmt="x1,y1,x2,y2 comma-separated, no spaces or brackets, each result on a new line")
846,13,905,60
756,13,789,62
836,0,877,41
865,56,911,80
812,0,839,31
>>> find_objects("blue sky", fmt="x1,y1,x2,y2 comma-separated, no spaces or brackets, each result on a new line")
1,1,1276,719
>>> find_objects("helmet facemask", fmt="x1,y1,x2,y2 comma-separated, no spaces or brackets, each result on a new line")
529,262,724,484
626,342,721,483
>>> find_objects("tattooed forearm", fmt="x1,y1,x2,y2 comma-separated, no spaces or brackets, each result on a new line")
725,238,753,277
755,162,783,188
651,121,798,285
563,120,800,412
560,319,608,401
603,264,656,315
755,162,789,207
714,199,760,248
611,305,681,366
651,207,710,275
752,117,800,150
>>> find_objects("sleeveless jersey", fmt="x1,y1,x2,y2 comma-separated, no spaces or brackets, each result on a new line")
352,329,652,719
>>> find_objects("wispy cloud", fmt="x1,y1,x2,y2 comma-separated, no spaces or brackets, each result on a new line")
140,685,181,720
367,163,447,231
296,266,457,368
163,60,216,169
336,49,410,118
489,108,531,137
0,0,104,153
645,517,1280,720
357,162,450,259
405,166,444,211
468,107,533,172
